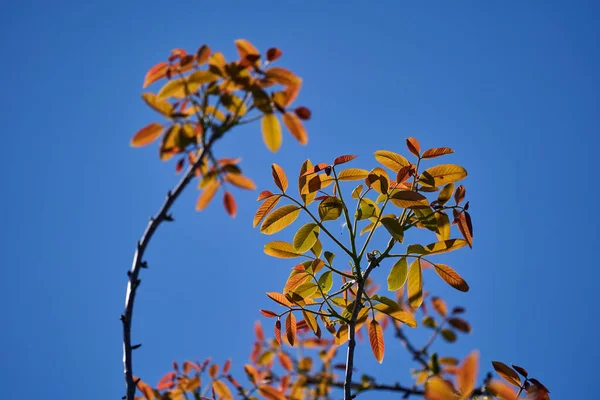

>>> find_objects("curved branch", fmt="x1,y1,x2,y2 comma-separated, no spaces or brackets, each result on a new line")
122,144,212,400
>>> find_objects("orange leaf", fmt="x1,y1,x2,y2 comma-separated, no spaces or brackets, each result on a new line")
253,195,281,228
196,180,220,211
333,155,357,166
223,359,231,374
424,376,460,400
457,350,479,398
258,385,287,400
422,147,454,159
223,191,237,217
431,296,447,317
260,309,278,318
285,313,297,346
143,61,168,88
136,379,154,400
156,371,176,390
275,320,282,346
455,212,473,248
486,380,519,399
255,321,265,341
278,352,293,371
131,123,163,147
196,44,211,65
235,39,260,59
433,263,469,292
271,164,288,192
266,47,283,62
368,320,385,363
266,292,293,307
224,173,256,190
265,67,300,86
282,113,308,145
257,190,274,201
491,361,521,387
406,137,421,156
283,81,301,106
212,380,232,399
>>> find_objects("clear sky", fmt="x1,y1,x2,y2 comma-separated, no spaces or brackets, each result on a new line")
1,1,598,398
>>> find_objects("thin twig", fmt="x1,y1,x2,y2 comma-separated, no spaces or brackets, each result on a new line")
304,375,424,397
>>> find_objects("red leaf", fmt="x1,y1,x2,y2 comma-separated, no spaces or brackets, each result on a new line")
175,158,185,174
196,45,211,65
333,155,357,166
255,321,265,341
294,106,311,120
143,62,168,88
406,137,421,157
275,320,282,346
260,309,278,318
157,372,176,390
257,190,274,201
266,47,283,62
223,191,237,218
301,163,329,177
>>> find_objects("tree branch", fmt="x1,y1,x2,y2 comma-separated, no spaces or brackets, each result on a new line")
393,321,430,369
305,376,424,397
122,145,211,400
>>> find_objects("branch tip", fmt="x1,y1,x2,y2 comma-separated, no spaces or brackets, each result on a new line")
132,344,142,350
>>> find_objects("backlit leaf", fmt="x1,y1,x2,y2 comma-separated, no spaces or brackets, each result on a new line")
303,310,319,336
196,44,211,64
258,385,287,400
267,47,283,62
188,70,219,85
422,147,454,159
264,241,303,259
433,263,469,292
435,212,451,241
381,217,404,241
253,195,281,227
235,39,259,59
454,185,466,204
337,168,369,181
486,380,519,399
271,163,288,192
260,205,300,234
457,351,479,398
141,93,173,117
262,114,282,152
438,183,455,205
278,352,293,371
284,271,311,294
407,239,468,255
318,197,343,221
283,113,308,145
212,380,232,399
419,164,467,188
407,258,423,308
387,257,408,291
266,292,293,307
389,191,429,209
372,296,417,327
286,313,297,346
352,185,363,199
456,212,473,248
293,223,320,253
260,309,278,318
431,297,447,317
196,180,220,211
406,137,421,157
274,320,282,345
143,61,168,88
265,67,300,86
224,173,256,190
355,197,379,220
298,159,316,205
424,376,460,400
368,320,385,363
223,191,236,217
333,155,357,166
131,123,163,147
491,361,521,387
158,77,198,99
374,150,410,171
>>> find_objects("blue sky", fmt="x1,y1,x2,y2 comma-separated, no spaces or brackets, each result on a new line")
1,1,598,398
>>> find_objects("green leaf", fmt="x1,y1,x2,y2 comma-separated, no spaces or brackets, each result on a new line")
387,257,408,291
293,223,320,253
264,241,303,259
324,251,335,266
419,164,467,188
318,197,344,221
355,198,379,220
413,207,438,232
407,258,423,308
441,329,457,342
380,217,404,241
260,205,301,235
318,271,333,293
310,238,323,258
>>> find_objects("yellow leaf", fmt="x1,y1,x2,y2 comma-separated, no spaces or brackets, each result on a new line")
435,212,451,241
387,257,408,291
373,299,417,327
302,310,319,335
253,195,281,228
188,70,219,85
368,320,385,363
419,164,467,188
407,258,423,308
196,180,220,211
235,38,260,59
389,191,430,209
433,263,469,292
424,376,460,400
204,105,226,121
335,324,349,346
298,159,316,205
262,114,282,152
264,241,303,259
374,150,410,171
260,205,300,235
408,239,468,255
141,93,173,117
271,164,288,192
457,350,479,399
265,67,301,86
158,77,199,99
283,112,308,145
131,123,163,147
212,380,232,400
293,223,320,253
337,168,370,181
